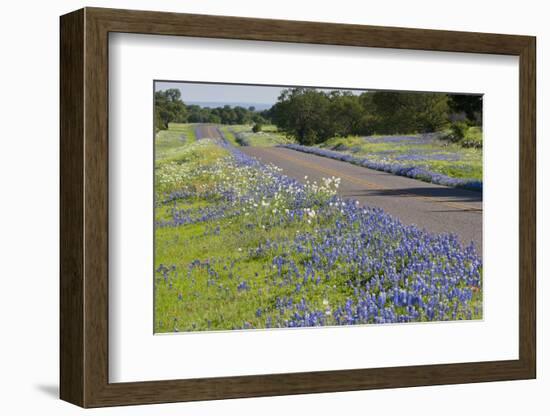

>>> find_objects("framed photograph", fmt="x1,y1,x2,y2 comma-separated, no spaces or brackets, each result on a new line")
60,7,536,408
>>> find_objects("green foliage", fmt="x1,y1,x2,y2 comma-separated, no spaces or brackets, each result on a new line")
271,88,334,145
448,121,470,142
448,94,482,124
154,88,270,126
448,125,482,149
154,106,167,132
461,126,482,149
328,91,366,137
443,122,482,149
154,86,481,150
155,89,188,128
271,88,454,145
186,104,269,125
371,91,450,134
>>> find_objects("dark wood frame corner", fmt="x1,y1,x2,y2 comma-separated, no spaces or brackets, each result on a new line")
60,7,536,408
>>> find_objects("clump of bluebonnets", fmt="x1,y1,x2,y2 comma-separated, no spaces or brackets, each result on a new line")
155,135,482,332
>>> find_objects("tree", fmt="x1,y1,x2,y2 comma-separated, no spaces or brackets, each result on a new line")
154,89,271,128
186,105,203,122
154,89,188,126
371,91,449,134
154,106,167,132
448,94,482,124
328,91,364,136
355,92,378,135
234,106,252,124
414,93,451,132
271,88,333,145
252,113,268,124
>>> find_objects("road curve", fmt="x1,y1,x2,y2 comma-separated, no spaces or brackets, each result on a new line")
194,124,482,252
240,146,482,252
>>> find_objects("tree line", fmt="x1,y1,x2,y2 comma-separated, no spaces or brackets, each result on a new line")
155,88,269,131
268,88,481,145
155,86,482,146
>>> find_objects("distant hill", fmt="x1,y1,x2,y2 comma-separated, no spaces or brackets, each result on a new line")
185,101,273,111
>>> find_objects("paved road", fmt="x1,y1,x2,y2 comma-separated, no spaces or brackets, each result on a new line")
194,124,482,251
241,146,482,252
195,124,224,140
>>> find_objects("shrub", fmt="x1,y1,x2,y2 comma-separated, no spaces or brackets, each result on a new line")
252,123,262,133
461,126,483,149
235,133,250,146
448,121,469,142
154,107,168,133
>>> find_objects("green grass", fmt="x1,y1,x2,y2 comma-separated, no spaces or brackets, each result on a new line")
154,127,323,331
460,126,483,148
154,123,482,332
218,125,239,146
320,133,482,181
228,124,294,147
153,124,348,331
154,126,228,195
155,212,344,332
155,123,198,160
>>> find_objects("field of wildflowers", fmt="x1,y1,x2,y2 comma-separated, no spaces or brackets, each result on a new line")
281,133,482,191
155,124,483,332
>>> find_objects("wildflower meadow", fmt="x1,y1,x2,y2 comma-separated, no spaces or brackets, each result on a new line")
282,133,482,191
154,124,483,333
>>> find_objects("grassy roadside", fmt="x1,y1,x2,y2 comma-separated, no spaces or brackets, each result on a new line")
319,133,482,181
226,124,293,147
154,123,483,332
155,123,198,161
218,125,239,146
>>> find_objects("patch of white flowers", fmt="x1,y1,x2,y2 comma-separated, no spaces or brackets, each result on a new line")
157,139,343,229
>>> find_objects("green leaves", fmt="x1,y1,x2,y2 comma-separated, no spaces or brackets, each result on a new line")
270,88,481,144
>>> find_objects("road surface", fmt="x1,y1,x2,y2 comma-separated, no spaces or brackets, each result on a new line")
195,124,223,140
195,124,483,251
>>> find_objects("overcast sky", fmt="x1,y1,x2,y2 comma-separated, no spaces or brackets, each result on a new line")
155,81,364,107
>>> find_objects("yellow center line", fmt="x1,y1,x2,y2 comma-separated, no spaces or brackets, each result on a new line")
259,147,482,213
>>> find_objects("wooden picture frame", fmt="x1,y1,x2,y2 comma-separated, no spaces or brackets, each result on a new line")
60,7,536,408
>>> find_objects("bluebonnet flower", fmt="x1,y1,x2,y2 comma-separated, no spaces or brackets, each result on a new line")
156,134,482,331
280,143,482,192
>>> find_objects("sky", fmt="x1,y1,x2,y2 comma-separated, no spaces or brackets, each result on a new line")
154,81,364,109
155,81,285,107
